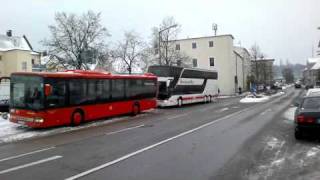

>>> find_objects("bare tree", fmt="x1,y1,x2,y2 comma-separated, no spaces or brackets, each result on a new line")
250,43,264,83
150,16,191,66
112,31,147,74
42,11,110,70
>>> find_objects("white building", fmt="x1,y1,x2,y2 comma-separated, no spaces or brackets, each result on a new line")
172,35,251,95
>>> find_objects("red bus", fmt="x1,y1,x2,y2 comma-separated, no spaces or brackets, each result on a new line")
9,70,157,128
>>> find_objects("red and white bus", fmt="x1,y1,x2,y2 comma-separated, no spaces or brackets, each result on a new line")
148,65,218,107
9,70,157,128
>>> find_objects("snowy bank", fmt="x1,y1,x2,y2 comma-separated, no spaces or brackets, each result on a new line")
240,95,270,103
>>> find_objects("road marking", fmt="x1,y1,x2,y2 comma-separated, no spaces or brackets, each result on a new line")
105,125,145,135
0,155,62,175
167,113,189,120
0,147,55,163
65,108,249,180
260,108,272,115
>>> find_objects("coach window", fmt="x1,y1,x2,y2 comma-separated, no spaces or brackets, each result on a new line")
45,79,66,108
96,80,110,102
142,80,157,98
69,79,87,105
112,79,125,100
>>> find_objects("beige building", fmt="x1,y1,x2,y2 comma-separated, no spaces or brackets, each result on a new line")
0,30,40,78
172,35,251,95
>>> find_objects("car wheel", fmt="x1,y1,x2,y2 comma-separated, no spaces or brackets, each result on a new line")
295,129,303,140
71,110,84,126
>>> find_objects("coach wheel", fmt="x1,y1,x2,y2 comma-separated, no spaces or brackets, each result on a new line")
71,110,84,126
132,104,140,116
2,113,8,120
177,98,183,107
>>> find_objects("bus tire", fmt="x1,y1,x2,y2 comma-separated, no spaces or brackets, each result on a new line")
177,98,183,107
71,110,84,126
132,103,140,116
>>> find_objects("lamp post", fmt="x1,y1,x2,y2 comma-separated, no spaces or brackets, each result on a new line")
158,24,178,65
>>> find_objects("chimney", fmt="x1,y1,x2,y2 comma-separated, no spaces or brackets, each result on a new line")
6,30,12,37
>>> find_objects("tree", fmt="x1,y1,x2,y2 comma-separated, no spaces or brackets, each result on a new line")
282,66,294,83
250,43,266,84
111,31,147,74
43,11,110,70
150,16,191,66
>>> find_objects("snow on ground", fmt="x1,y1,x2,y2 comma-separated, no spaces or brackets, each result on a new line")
283,107,296,122
240,91,285,103
0,114,138,144
240,95,270,103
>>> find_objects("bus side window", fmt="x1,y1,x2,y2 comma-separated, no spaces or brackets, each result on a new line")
45,79,66,108
69,79,87,105
111,79,125,101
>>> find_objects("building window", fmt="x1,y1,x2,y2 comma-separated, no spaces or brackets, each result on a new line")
176,44,180,50
22,62,27,71
209,57,215,66
209,41,214,47
32,59,35,65
193,59,197,67
192,42,197,49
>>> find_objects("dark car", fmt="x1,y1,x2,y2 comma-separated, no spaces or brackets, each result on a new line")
0,99,9,113
294,96,320,139
294,83,301,88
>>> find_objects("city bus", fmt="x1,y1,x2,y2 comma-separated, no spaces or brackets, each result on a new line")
148,65,218,107
9,70,157,128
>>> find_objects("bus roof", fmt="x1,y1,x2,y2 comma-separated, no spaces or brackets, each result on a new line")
11,70,157,79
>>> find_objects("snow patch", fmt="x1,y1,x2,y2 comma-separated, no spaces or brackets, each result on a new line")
219,107,229,112
271,158,285,166
240,95,269,103
306,147,320,157
283,107,296,121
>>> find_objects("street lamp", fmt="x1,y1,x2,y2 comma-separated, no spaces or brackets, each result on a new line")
158,24,178,64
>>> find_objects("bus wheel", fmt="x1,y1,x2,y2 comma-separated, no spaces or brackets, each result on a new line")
71,110,84,126
132,104,140,116
177,98,183,107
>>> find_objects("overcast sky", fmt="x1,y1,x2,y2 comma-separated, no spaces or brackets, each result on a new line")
0,0,319,64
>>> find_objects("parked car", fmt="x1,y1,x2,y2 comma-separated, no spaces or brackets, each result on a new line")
294,82,301,88
294,95,320,139
305,88,320,97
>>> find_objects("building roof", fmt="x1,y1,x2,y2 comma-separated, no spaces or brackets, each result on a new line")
0,34,32,52
308,57,320,64
173,34,234,42
251,58,275,62
311,60,320,70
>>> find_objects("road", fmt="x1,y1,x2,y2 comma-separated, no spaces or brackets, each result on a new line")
0,87,308,180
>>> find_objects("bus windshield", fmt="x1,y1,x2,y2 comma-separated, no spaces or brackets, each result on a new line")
11,75,44,110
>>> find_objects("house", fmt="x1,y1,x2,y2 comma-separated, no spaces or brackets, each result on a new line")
171,34,251,95
303,57,320,86
251,59,275,86
0,30,40,78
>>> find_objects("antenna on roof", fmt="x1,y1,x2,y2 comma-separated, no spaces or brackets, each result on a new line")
212,23,218,36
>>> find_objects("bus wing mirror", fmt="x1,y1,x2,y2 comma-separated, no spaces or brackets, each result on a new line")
44,84,52,96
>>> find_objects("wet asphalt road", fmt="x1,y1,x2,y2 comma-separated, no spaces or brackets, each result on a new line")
0,88,303,180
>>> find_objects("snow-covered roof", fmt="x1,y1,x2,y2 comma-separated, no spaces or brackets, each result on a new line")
308,57,320,64
311,60,320,70
0,34,31,52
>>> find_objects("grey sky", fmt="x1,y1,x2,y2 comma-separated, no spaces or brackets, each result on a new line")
0,0,319,64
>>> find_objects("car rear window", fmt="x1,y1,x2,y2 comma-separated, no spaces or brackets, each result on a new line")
302,97,320,109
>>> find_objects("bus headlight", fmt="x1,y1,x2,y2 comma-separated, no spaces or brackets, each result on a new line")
34,117,44,123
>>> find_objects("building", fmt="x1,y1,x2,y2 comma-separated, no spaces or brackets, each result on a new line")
251,59,275,86
172,34,251,95
0,30,40,78
303,57,320,86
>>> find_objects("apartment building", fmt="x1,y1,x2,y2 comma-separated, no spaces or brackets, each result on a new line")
0,30,40,78
173,34,251,95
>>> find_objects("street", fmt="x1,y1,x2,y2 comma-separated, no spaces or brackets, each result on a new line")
0,87,311,180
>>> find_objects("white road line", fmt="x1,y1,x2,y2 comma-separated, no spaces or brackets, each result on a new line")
65,108,249,180
0,147,55,163
167,113,188,120
260,108,272,115
105,125,145,135
0,155,62,175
